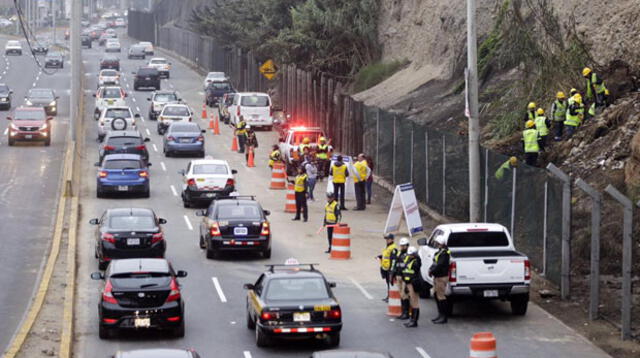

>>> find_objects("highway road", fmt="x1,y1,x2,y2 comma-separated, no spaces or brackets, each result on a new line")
73,30,612,357
0,37,70,352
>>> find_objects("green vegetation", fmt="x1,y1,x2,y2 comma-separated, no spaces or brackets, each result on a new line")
352,59,409,93
191,0,380,78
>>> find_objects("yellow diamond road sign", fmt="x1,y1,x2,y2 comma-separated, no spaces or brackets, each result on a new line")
260,59,277,80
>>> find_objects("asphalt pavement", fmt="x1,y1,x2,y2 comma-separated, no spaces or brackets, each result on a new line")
0,37,70,352
73,30,612,358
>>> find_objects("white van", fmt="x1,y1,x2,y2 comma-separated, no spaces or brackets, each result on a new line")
229,92,273,130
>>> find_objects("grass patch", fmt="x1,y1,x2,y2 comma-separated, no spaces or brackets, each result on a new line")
352,59,409,93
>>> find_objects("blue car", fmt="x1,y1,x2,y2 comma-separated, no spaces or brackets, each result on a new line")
96,154,151,198
163,122,206,157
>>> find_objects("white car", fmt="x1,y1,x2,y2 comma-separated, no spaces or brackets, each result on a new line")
115,18,126,27
147,57,171,78
157,103,193,135
93,86,127,119
5,40,22,55
179,158,237,208
97,106,139,141
138,41,154,55
147,90,181,120
203,72,228,90
97,69,120,88
105,39,121,52
228,92,273,130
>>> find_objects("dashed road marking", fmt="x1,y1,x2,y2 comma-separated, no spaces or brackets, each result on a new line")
183,215,193,231
145,128,151,136
170,185,178,196
152,143,158,152
132,97,136,102
135,106,140,112
160,162,166,171
416,347,432,358
243,352,252,358
349,277,374,300
3,128,7,135
211,277,227,303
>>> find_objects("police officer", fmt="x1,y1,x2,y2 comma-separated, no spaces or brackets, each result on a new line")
377,233,397,302
323,192,341,253
291,166,308,222
353,153,371,210
244,126,259,163
235,116,247,153
268,144,281,169
429,237,451,324
329,155,349,210
402,246,421,327
393,237,410,320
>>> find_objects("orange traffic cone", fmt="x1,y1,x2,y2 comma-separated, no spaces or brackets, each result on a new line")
201,104,208,121
387,283,402,317
213,114,220,135
269,162,287,189
231,135,238,152
247,147,255,167
284,183,296,213
330,224,351,260
470,332,497,358
209,113,215,130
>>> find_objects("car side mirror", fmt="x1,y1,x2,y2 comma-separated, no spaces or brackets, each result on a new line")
263,210,270,216
146,98,151,101
6,116,11,121
94,162,101,167
201,129,206,134
131,72,136,75
158,218,167,224
329,282,336,288
90,272,104,280
92,94,96,97
89,218,99,225
177,98,182,102
55,96,59,100
176,270,188,278
147,162,152,167
231,169,238,174
9,90,13,94
144,138,150,142
243,283,254,290
417,238,427,246
134,114,140,118
195,210,206,217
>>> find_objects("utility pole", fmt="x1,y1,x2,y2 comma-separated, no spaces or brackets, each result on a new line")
467,0,481,222
70,0,81,142
51,0,56,45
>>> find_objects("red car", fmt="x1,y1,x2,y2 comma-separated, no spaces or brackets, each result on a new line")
7,107,52,146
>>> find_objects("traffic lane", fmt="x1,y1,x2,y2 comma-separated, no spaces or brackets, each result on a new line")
0,42,69,352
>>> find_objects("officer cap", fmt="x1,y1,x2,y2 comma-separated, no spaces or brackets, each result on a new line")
384,233,395,240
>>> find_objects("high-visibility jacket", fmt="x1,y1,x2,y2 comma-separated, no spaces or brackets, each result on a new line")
353,161,368,183
429,248,451,278
565,102,584,127
588,102,596,117
522,128,540,153
299,143,311,154
316,144,329,159
294,174,308,192
525,110,535,122
551,100,567,122
586,72,607,99
494,160,513,180
331,164,347,184
534,115,549,136
236,121,247,135
269,149,281,167
324,200,340,224
402,256,420,282
381,242,397,271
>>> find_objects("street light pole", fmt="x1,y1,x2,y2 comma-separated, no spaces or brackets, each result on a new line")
70,0,81,142
467,0,481,222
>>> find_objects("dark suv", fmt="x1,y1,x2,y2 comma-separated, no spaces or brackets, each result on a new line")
100,56,120,71
99,130,150,164
133,67,160,91
205,81,234,108
81,35,92,48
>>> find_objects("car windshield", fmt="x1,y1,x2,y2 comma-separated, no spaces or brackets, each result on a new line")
207,72,224,79
0,85,9,93
193,164,227,175
103,159,141,170
138,68,157,76
447,231,510,247
107,136,142,146
28,89,53,99
109,214,154,230
162,106,189,116
7,41,19,46
102,88,122,98
101,70,117,77
13,110,45,121
105,108,131,118
46,54,61,59
170,124,199,133
102,57,117,62
209,82,232,90
265,278,329,301
154,93,177,102
110,273,171,289
216,204,262,221
150,59,167,64
241,95,269,107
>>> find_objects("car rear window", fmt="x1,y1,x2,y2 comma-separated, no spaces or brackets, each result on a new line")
14,110,45,121
105,108,131,118
28,89,53,98
150,59,167,64
162,106,190,116
170,123,199,133
103,159,141,170
193,164,228,175
265,278,329,301
109,215,154,230
209,82,232,90
154,93,178,102
107,136,142,146
110,273,171,289
292,131,321,144
241,95,269,107
447,231,510,248
138,68,158,76
216,204,261,221
101,70,117,77
102,88,122,98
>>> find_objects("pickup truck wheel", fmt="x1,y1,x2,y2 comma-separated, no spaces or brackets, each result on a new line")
444,300,454,316
262,248,271,259
510,294,529,315
206,248,217,260
98,325,115,339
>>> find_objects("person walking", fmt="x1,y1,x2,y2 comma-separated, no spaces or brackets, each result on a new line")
353,154,371,210
291,166,308,222
429,237,451,324
393,238,410,320
551,91,567,141
565,93,584,138
534,108,549,151
303,155,318,201
235,115,247,153
524,102,536,123
268,144,281,169
323,192,341,253
522,120,540,166
494,156,518,180
402,246,422,328
365,155,374,204
330,155,349,210
244,127,259,163
377,233,397,302
316,137,332,180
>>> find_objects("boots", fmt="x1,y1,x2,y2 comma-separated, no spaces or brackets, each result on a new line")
431,300,443,323
404,308,419,327
433,299,448,324
397,299,410,320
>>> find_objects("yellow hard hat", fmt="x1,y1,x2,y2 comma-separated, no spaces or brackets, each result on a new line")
605,89,610,95
582,67,592,77
525,120,535,128
303,137,310,144
536,108,545,115
509,156,518,166
570,88,578,95
527,102,536,110
319,136,326,142
556,91,566,99
574,94,583,104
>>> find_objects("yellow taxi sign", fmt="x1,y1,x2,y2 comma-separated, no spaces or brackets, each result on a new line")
259,59,277,80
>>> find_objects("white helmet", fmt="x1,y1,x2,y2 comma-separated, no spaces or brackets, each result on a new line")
407,246,418,255
435,236,447,246
399,237,410,246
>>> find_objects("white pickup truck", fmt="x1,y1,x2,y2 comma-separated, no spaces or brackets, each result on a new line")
417,223,531,315
278,126,325,175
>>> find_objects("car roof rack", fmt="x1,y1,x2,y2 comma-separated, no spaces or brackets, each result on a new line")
265,263,319,273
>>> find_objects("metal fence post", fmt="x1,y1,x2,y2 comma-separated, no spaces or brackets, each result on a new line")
375,108,380,176
392,116,397,185
510,167,516,236
410,128,414,183
425,131,429,204
604,185,633,340
442,134,446,216
546,163,571,299
483,148,488,222
575,178,601,321
542,179,548,276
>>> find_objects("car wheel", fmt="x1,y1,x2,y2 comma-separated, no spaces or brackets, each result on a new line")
44,138,51,146
262,248,271,259
199,151,205,158
183,199,191,208
98,259,109,271
172,319,185,338
199,235,206,249
206,247,217,260
94,109,100,120
326,333,340,348
166,73,170,79
510,294,529,316
98,325,115,339
255,327,270,347
444,300,454,316
96,189,104,198
7,138,14,146
246,306,256,330
142,188,150,198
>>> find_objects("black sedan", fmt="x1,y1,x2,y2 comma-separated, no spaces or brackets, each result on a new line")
0,83,12,110
24,88,58,116
99,130,151,164
113,349,202,358
44,52,63,69
196,196,271,259
81,35,92,48
91,258,187,339
100,56,120,71
244,262,342,347
90,208,167,270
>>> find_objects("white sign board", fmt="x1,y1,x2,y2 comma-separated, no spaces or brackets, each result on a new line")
384,183,424,237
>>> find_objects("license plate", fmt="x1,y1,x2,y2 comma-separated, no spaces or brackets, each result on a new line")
145,77,151,80
25,135,32,139
206,193,215,198
118,185,128,191
127,238,140,246
107,100,113,104
293,312,310,322
134,317,150,328
234,227,248,236
180,138,191,143
483,290,499,298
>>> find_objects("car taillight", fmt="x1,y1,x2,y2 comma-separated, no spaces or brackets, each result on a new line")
102,280,117,304
99,171,108,178
524,260,531,281
197,136,204,142
139,170,149,178
237,106,241,116
225,178,234,187
135,145,146,150
260,222,270,236
449,262,457,283
101,233,116,243
103,145,115,150
167,136,175,141
209,222,221,237
187,178,196,187
326,308,341,319
166,278,181,302
151,232,163,244
261,312,277,321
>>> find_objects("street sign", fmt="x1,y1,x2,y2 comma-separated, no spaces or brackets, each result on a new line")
259,59,277,80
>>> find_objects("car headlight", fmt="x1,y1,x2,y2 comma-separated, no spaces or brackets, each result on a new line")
49,101,56,106
40,123,48,130
0,97,6,102
10,123,18,130
25,100,32,105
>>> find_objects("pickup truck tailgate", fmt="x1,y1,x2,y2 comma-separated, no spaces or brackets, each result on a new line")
454,250,527,285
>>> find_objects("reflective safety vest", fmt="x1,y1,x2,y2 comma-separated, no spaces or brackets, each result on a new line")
332,164,347,184
588,102,596,117
494,160,512,180
236,121,247,135
317,144,329,159
587,73,607,99
324,200,339,224
294,174,308,192
381,243,397,271
534,116,549,136
434,248,451,263
269,149,281,167
552,100,567,122
402,256,417,282
522,128,540,153
299,143,311,154
353,161,368,183
565,103,584,127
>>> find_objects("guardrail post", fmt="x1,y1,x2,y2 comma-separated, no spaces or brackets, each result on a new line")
546,163,571,299
510,167,516,237
575,179,601,320
604,185,633,340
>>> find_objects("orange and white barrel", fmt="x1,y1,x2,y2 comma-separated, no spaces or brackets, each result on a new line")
470,332,497,358
386,283,402,316
330,224,351,260
284,183,296,213
270,162,287,189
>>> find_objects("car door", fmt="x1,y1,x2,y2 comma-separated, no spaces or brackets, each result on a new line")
248,274,265,321
96,211,107,254
181,161,192,191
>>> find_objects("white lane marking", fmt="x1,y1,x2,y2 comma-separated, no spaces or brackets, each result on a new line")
32,82,36,87
132,97,136,102
160,162,167,171
170,185,178,196
152,143,158,152
3,128,7,135
145,128,151,136
183,215,193,231
139,115,145,122
136,106,140,112
349,277,374,300
211,277,227,303
197,91,204,96
416,347,432,358
243,352,252,358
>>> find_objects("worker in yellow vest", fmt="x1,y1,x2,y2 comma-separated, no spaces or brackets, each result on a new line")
565,93,584,138
353,153,371,210
268,145,281,168
524,102,536,123
534,108,549,151
291,166,308,222
323,192,341,253
235,116,247,153
551,91,567,141
329,155,349,210
377,233,398,302
316,137,333,180
522,120,540,166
